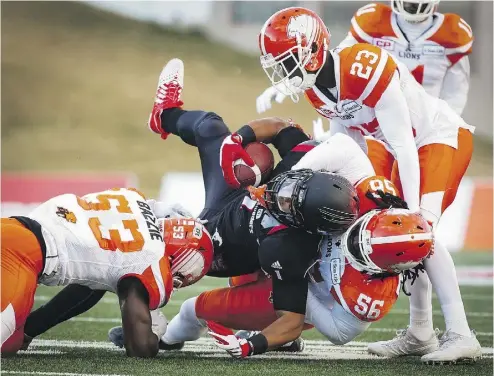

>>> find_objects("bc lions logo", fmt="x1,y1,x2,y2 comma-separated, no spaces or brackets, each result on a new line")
287,14,317,43
56,207,77,223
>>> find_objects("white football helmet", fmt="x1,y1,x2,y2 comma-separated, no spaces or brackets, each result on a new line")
391,0,440,22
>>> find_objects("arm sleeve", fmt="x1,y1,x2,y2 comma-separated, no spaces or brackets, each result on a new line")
329,120,368,154
337,32,360,49
271,126,310,158
292,133,375,185
439,56,470,116
375,72,420,212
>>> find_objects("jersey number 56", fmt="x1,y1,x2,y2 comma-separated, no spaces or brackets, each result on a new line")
354,293,384,320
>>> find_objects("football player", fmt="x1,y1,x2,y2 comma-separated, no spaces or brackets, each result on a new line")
149,134,434,357
255,6,480,363
1,187,214,358
21,58,359,358
257,0,473,179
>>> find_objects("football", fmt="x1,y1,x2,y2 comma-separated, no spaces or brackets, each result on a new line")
233,142,275,188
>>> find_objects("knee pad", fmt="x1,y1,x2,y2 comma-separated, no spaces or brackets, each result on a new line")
180,297,199,322
194,112,229,139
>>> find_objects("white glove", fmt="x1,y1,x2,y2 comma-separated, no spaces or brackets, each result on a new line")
256,86,287,114
312,117,332,142
150,309,168,340
206,321,251,358
147,200,193,219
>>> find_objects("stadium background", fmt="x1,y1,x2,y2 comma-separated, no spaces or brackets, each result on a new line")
1,1,493,375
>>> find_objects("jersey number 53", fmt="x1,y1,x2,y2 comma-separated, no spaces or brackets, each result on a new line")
77,193,145,253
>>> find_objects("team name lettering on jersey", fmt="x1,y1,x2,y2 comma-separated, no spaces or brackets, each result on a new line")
137,201,163,242
398,51,421,60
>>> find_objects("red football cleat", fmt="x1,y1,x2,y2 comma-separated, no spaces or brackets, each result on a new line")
148,58,184,139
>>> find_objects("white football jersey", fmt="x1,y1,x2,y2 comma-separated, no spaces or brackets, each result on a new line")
304,42,474,152
309,234,400,323
339,2,473,114
29,188,173,309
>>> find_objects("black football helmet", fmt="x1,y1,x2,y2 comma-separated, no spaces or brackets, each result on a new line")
263,169,360,235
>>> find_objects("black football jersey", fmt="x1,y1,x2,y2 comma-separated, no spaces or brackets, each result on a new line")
204,127,323,314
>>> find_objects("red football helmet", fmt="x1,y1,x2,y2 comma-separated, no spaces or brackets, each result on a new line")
341,209,433,274
161,218,214,288
259,7,331,102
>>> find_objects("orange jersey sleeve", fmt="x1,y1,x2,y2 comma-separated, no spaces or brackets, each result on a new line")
356,175,401,215
122,255,173,310
338,44,398,108
427,13,473,65
349,3,397,43
331,264,400,322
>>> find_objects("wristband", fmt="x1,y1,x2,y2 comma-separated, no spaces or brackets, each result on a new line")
236,125,257,147
247,333,269,355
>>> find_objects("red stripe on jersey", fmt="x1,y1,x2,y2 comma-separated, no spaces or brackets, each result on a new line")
267,224,289,235
447,53,467,66
291,144,316,153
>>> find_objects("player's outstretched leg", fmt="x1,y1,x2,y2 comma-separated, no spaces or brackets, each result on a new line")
147,58,243,218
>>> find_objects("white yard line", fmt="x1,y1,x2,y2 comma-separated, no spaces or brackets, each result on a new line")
17,350,66,355
391,309,493,318
28,338,494,360
365,327,493,336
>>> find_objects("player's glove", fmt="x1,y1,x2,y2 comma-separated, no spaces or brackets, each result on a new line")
256,86,287,114
365,189,409,210
207,321,252,359
312,117,331,142
219,133,255,188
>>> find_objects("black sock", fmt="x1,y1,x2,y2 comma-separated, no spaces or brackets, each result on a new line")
24,285,106,338
161,108,187,135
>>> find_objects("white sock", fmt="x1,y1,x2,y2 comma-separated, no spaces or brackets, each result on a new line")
424,240,471,337
161,297,207,344
407,271,435,341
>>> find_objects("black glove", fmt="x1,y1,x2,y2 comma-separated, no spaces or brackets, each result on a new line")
365,189,409,210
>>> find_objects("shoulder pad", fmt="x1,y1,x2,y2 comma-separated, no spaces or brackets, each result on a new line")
339,44,397,107
428,13,473,56
350,3,396,43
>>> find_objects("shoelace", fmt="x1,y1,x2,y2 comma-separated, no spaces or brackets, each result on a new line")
394,328,408,339
156,77,182,105
437,330,459,349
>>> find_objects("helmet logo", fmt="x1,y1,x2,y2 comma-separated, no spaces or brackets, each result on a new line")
287,14,316,44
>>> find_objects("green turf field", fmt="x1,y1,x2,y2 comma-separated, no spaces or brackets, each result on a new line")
1,2,493,375
2,254,492,376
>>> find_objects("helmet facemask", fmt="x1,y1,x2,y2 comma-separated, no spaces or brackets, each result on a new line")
342,210,385,274
392,0,439,22
342,209,434,274
264,169,313,229
260,39,328,103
